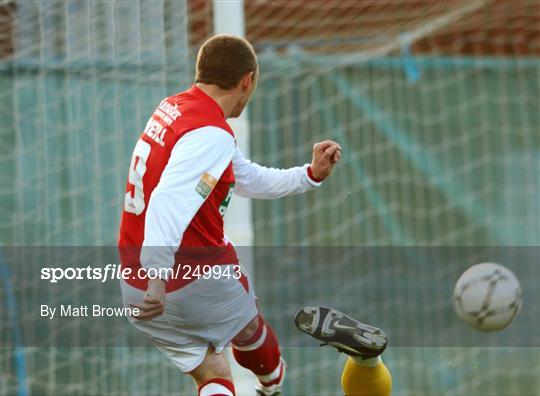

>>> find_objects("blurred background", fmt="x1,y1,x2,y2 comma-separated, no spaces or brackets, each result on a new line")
1,0,539,395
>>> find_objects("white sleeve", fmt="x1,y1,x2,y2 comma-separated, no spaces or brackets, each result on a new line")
140,126,236,277
232,147,322,199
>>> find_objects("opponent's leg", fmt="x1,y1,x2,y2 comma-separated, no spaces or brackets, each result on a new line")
232,314,286,395
295,306,392,396
188,346,236,396
341,356,392,396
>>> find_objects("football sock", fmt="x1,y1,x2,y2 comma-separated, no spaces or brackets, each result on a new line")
341,356,392,396
352,355,382,368
198,378,235,396
232,315,282,384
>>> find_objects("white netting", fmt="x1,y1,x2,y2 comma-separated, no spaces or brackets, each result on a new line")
1,0,538,395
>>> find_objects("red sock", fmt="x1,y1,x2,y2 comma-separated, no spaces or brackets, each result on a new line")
232,315,282,384
198,378,235,396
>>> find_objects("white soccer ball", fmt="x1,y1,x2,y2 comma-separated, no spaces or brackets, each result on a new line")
453,262,522,331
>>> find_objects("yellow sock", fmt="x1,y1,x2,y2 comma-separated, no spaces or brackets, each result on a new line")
341,356,392,396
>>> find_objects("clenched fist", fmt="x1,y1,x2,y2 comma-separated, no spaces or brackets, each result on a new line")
309,140,342,181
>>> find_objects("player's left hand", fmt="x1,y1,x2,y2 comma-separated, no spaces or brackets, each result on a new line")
130,278,166,321
310,140,342,180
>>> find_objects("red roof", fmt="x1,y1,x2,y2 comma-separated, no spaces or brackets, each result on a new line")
189,0,539,56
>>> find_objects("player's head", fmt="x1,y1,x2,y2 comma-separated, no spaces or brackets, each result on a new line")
196,34,258,118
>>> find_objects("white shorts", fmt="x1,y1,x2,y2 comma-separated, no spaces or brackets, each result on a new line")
120,264,258,373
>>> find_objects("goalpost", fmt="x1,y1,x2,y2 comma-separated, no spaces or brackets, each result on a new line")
212,1,257,393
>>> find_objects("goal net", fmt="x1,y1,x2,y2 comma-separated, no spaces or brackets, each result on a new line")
1,1,538,395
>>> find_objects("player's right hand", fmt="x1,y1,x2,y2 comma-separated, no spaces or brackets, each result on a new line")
130,278,166,321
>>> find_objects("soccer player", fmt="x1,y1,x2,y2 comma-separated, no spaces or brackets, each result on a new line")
118,34,341,396
295,306,392,396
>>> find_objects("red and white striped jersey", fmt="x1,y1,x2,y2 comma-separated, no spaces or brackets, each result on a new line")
118,85,322,292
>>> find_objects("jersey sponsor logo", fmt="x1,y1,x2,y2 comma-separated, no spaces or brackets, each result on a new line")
196,172,218,199
157,99,181,122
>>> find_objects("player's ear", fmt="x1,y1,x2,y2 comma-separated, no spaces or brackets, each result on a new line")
251,70,258,89
241,71,255,90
